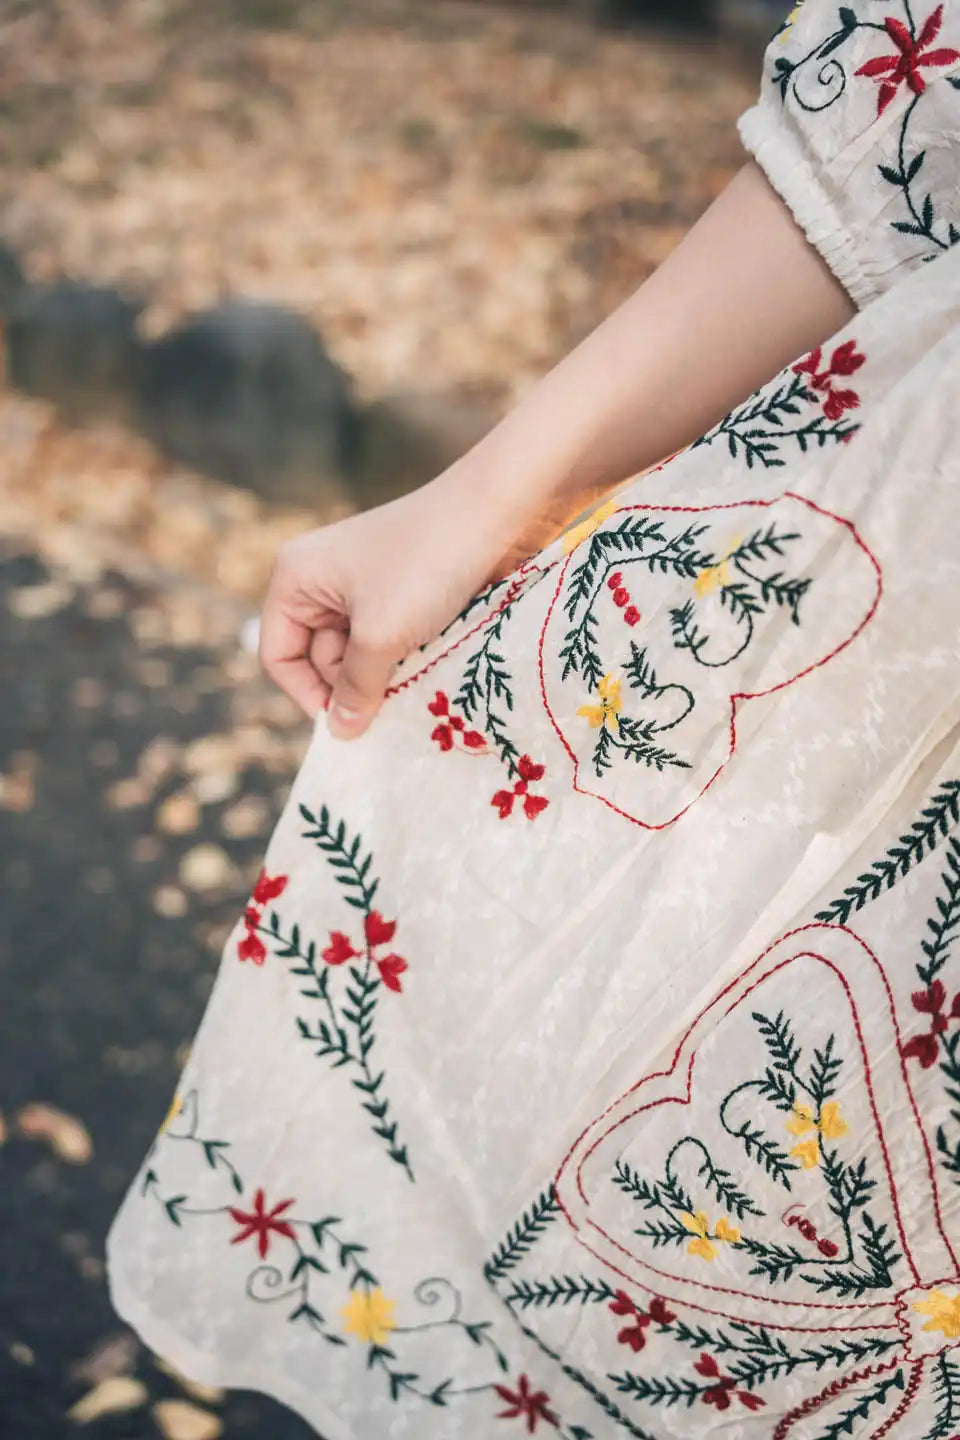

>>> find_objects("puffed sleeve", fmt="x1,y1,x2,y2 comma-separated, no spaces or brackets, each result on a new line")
737,1,960,306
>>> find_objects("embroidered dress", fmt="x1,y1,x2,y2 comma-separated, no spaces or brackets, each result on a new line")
107,4,960,1436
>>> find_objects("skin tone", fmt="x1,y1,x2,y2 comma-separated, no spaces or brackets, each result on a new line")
259,160,855,738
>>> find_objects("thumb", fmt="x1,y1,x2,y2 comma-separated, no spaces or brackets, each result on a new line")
327,629,398,739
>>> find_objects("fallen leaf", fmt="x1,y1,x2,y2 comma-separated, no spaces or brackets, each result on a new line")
17,1103,93,1164
67,1376,148,1423
152,1398,224,1440
70,1332,139,1386
155,1356,225,1406
8,578,74,619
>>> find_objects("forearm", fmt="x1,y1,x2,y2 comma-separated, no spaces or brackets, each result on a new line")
438,161,855,539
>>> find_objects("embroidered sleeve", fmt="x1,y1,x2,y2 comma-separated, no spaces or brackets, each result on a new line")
738,2,960,307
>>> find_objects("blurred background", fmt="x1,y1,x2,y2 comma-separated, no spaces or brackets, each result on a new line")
0,1,786,1436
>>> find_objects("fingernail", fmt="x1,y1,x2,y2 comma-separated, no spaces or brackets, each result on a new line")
328,704,361,736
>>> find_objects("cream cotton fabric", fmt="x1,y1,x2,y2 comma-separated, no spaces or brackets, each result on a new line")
108,3,960,1436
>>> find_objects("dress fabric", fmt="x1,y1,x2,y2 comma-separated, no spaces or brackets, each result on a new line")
107,4,960,1436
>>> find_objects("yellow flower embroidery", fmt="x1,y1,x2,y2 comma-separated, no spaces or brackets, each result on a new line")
693,534,744,598
561,497,617,555
780,1,806,41
577,673,622,732
341,1287,397,1345
787,1100,848,1167
681,1210,740,1262
915,1290,960,1339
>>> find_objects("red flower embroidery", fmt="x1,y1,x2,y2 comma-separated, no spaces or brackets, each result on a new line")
365,911,396,948
428,690,485,752
238,872,287,965
606,570,641,626
377,954,408,993
323,931,359,967
492,754,549,821
238,930,267,965
364,910,408,993
694,1353,765,1412
902,978,960,1067
783,1205,841,1257
793,340,865,420
494,1374,559,1432
228,1188,296,1259
856,6,960,115
608,1290,676,1351
253,869,288,906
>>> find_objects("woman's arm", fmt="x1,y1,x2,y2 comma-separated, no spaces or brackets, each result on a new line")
440,160,855,546
260,159,856,735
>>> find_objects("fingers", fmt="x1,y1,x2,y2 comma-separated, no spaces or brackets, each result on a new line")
309,626,348,689
258,601,331,719
327,629,398,739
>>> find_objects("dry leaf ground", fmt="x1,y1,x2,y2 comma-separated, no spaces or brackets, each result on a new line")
0,2,759,1435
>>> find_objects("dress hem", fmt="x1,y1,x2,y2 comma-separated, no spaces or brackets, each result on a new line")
108,1262,354,1440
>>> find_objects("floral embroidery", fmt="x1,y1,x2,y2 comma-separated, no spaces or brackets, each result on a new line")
341,1287,398,1345
914,1288,960,1339
693,1352,766,1412
690,538,741,599
238,870,288,965
903,978,960,1069
786,1098,850,1168
138,1096,567,1423
608,1292,676,1353
770,4,960,253
245,807,416,1178
606,571,641,626
428,690,486,753
856,6,959,115
561,514,814,784
228,1188,296,1259
777,0,805,41
492,754,549,821
679,1210,741,1261
697,348,863,468
494,1374,559,1431
426,580,552,820
793,339,865,420
577,672,623,732
783,1203,841,1257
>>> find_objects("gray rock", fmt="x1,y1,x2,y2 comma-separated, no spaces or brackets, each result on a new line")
5,280,143,425
137,299,359,507
0,241,26,315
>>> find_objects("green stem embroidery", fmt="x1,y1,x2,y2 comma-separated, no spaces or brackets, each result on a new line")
923,1353,960,1440
815,778,960,924
809,1367,906,1440
483,1186,562,1282
297,804,414,1180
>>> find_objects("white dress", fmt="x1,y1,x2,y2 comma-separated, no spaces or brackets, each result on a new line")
107,3,960,1435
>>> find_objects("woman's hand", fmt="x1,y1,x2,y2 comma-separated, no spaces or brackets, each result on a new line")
258,469,528,739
